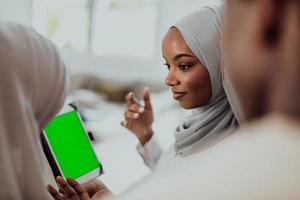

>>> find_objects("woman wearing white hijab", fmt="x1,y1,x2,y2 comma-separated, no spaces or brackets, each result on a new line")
0,22,67,199
122,5,238,169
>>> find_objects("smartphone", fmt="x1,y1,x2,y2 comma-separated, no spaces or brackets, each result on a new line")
41,103,103,183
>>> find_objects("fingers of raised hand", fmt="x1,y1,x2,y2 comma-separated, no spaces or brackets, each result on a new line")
122,92,145,130
142,87,152,109
127,104,144,114
126,92,139,105
124,103,144,122
125,110,140,119
124,110,141,120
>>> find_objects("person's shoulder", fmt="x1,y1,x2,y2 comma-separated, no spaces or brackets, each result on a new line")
234,113,300,143
0,21,36,36
256,113,300,132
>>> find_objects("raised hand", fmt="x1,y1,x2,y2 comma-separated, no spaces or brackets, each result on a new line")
121,87,154,145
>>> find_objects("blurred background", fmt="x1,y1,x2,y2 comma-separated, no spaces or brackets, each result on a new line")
0,0,221,194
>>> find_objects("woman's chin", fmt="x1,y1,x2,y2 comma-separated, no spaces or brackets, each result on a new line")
179,101,196,110
179,100,208,110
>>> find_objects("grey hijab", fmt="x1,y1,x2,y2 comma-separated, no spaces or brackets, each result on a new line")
173,5,238,155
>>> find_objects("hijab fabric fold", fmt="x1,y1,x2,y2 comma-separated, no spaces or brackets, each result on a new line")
0,22,68,199
173,5,238,155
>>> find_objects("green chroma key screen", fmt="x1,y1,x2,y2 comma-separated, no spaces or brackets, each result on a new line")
44,110,100,178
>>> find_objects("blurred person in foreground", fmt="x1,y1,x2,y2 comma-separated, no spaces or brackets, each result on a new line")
0,22,67,199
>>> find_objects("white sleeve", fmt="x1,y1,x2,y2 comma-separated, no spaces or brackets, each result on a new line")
136,135,163,170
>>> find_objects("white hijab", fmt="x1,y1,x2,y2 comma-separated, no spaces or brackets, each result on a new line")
0,22,68,199
173,5,238,155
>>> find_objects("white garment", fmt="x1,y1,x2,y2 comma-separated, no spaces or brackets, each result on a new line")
0,22,67,200
137,127,233,170
120,114,300,200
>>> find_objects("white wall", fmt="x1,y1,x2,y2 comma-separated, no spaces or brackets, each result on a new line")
0,0,32,25
63,0,224,85
0,0,223,85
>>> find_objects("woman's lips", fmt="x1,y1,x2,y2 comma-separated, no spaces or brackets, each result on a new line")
172,91,187,100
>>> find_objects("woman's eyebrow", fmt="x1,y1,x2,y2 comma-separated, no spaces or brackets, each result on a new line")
174,53,194,61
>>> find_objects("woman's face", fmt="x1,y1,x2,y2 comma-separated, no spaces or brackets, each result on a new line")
162,27,212,109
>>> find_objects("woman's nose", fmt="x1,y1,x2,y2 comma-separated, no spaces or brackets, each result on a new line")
165,70,179,86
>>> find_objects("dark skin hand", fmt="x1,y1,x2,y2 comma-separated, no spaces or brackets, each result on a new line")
47,176,113,200
121,87,154,146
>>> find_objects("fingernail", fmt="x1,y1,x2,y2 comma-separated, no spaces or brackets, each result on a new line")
139,107,144,113
133,113,139,118
123,120,127,126
126,92,132,99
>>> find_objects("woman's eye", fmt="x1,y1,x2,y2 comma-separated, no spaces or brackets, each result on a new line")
179,64,192,71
